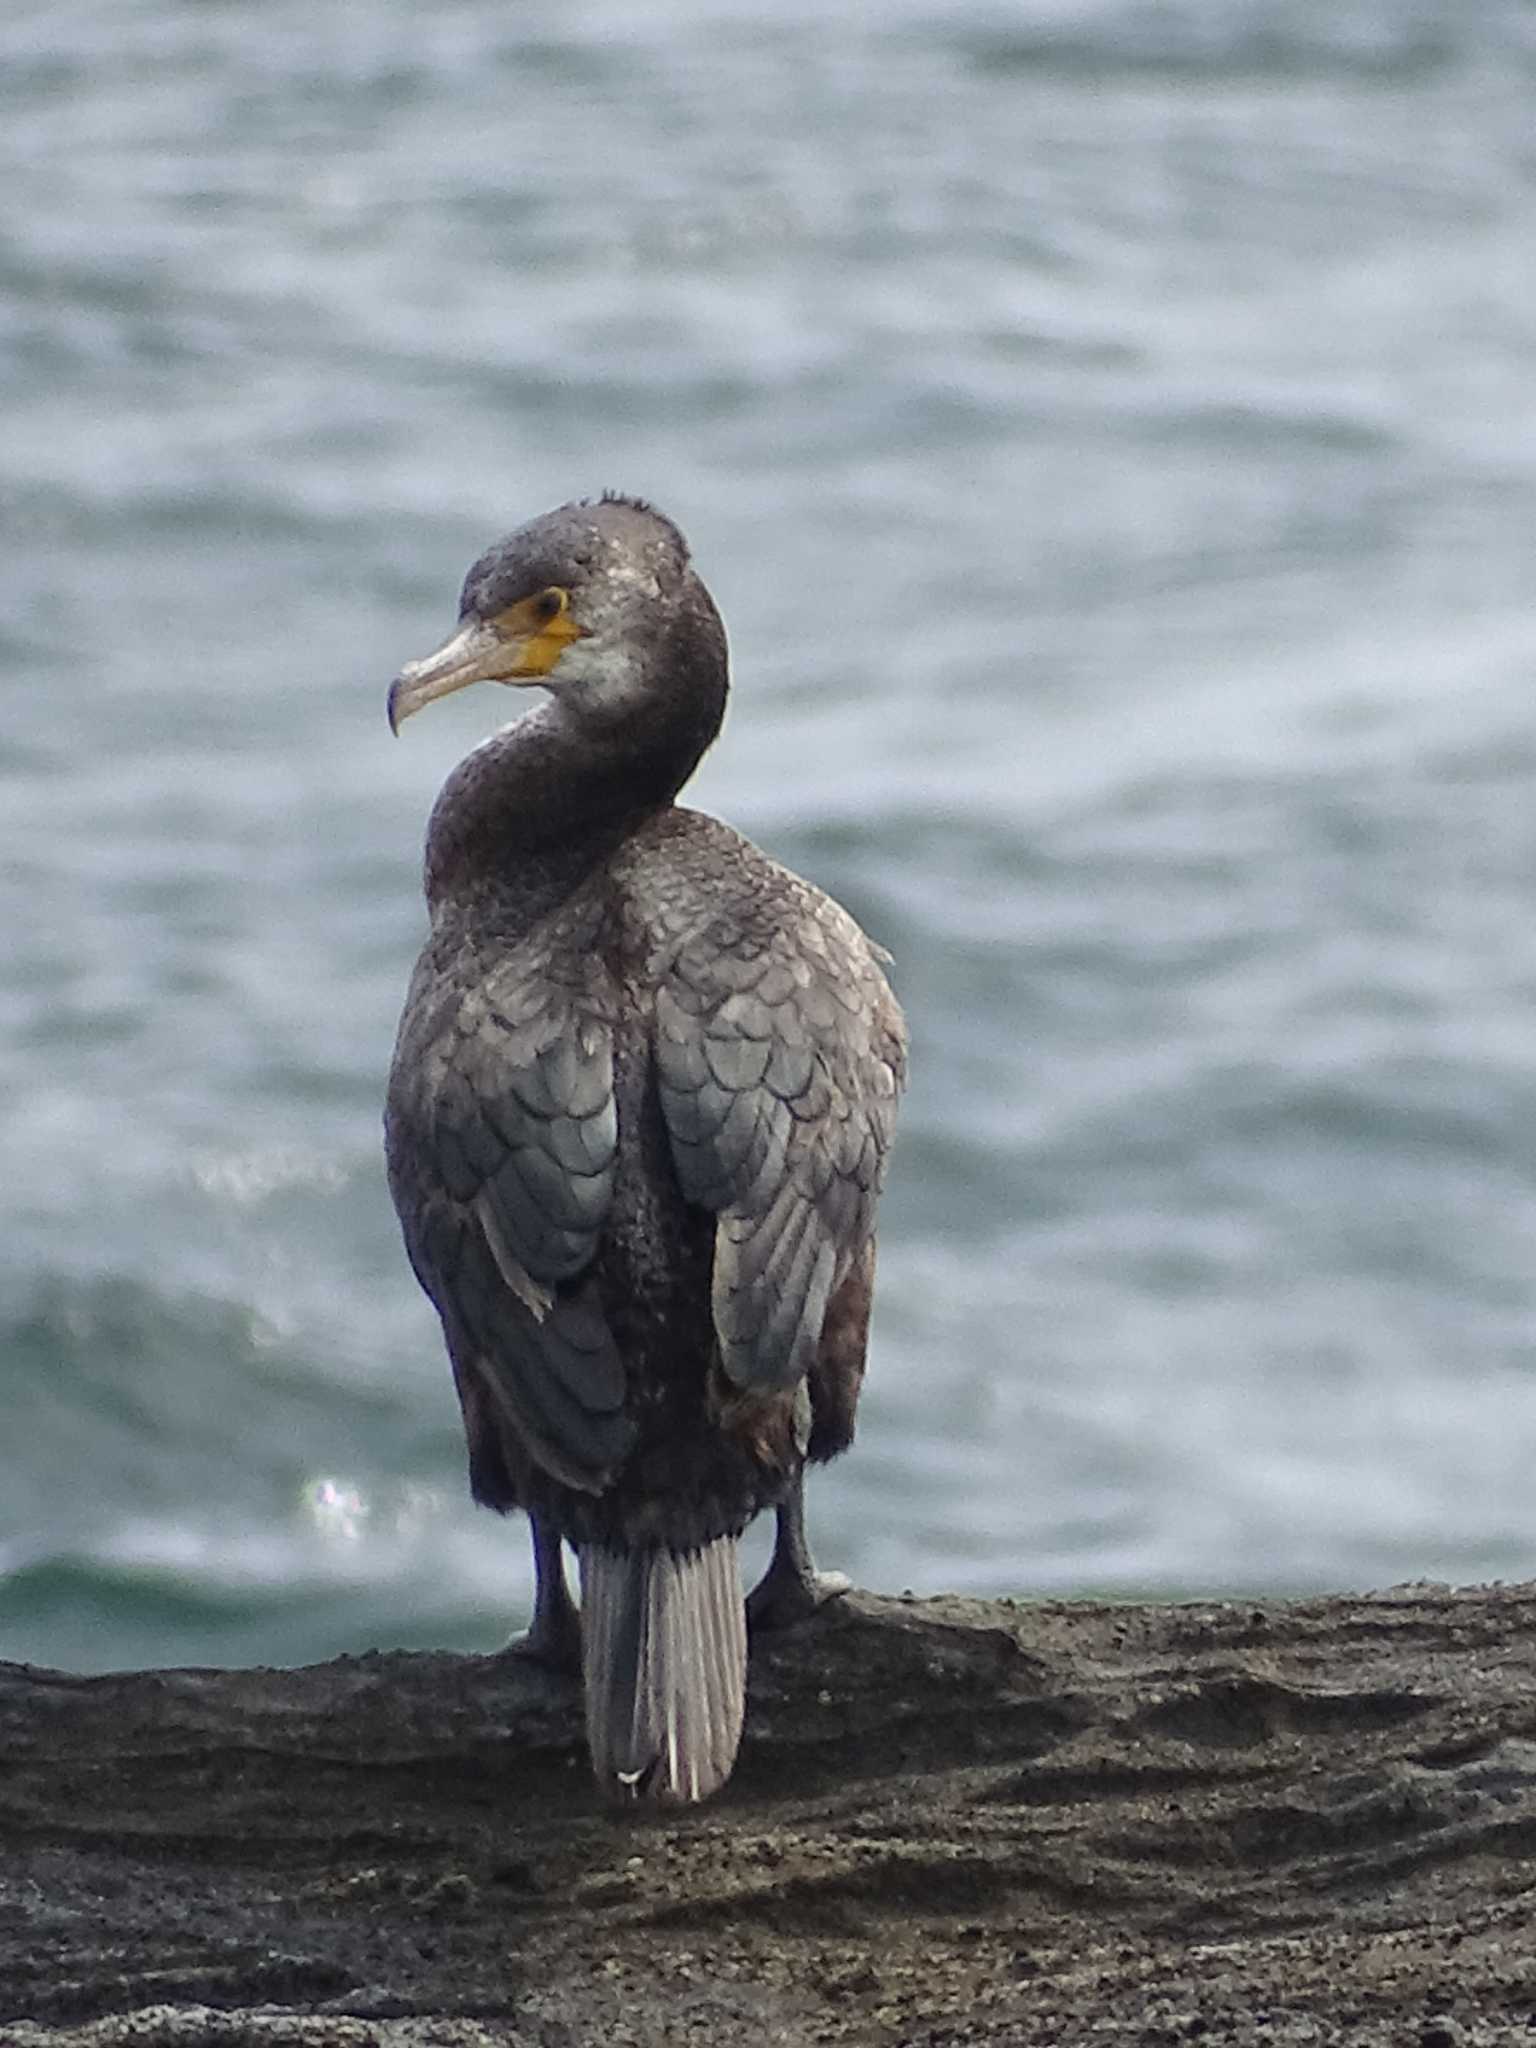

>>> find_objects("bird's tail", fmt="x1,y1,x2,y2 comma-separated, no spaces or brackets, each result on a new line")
577,1536,747,1806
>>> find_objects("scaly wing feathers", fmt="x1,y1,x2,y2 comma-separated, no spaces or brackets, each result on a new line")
386,899,634,1491
654,878,906,1395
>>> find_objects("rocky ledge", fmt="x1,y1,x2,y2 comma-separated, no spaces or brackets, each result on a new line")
5,1582,1536,2045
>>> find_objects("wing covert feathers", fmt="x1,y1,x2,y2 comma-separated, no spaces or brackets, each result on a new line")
386,897,633,1492
654,861,906,1396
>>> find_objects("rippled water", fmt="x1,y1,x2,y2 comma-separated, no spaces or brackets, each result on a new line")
5,0,1536,1672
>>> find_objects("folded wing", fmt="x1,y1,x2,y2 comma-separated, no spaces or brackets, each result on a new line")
654,883,906,1396
386,903,633,1493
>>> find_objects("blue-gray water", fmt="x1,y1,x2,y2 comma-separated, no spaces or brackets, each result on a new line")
5,0,1536,1674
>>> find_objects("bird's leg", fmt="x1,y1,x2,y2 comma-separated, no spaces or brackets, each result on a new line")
746,1469,851,1633
505,1514,582,1674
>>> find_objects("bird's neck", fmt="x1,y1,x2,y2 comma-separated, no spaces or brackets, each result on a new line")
422,685,723,918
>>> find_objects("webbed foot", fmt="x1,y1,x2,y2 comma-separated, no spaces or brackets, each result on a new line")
746,1472,848,1635
501,1515,582,1675
505,1604,582,1676
747,1559,850,1634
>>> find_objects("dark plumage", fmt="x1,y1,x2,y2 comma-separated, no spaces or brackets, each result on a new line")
384,496,906,1804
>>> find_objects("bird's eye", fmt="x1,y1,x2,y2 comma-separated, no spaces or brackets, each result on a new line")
534,587,569,623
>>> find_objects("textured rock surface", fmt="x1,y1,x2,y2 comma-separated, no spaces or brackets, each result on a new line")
6,1584,1536,2044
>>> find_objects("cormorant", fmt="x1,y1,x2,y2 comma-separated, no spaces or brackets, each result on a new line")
384,496,906,1805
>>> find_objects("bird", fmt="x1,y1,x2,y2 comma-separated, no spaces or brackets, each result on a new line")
383,494,906,1805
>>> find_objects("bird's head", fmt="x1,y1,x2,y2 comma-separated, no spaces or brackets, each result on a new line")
387,495,706,735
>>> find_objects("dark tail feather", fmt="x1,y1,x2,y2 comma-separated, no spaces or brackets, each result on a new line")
577,1537,746,1806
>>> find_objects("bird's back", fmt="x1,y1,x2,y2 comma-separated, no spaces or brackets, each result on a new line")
386,801,904,1550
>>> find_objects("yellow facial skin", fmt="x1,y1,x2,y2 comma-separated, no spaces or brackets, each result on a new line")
491,586,585,677
388,587,585,732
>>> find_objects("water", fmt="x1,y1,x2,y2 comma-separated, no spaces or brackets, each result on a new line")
5,0,1536,1674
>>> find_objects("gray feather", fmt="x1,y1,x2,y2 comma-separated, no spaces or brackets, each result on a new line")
579,1538,747,1806
654,892,904,1398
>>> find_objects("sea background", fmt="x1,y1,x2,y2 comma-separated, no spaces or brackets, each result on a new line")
5,0,1536,1675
